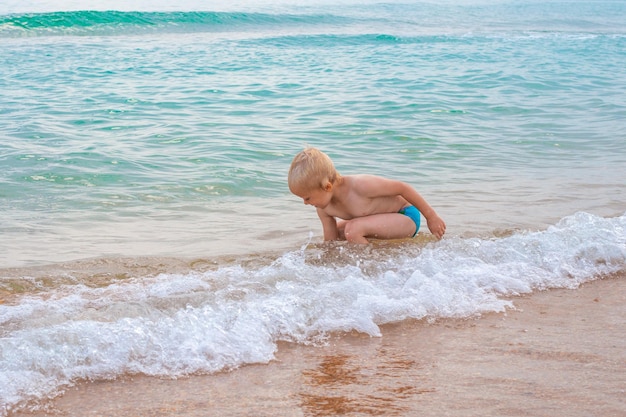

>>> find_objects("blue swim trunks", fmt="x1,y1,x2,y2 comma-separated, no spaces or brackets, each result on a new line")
398,206,421,237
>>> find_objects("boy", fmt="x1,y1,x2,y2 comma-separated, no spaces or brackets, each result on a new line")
288,147,446,243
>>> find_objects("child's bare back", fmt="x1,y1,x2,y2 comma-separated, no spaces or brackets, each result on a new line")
319,174,415,219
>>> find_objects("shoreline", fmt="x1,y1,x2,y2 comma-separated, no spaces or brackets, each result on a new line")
12,273,625,417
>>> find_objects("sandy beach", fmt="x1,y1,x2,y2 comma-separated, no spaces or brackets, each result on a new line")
12,272,625,417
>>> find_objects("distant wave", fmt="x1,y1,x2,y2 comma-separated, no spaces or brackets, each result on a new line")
0,10,349,38
2,9,623,39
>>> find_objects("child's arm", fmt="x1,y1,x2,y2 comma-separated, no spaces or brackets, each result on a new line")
317,208,340,240
401,186,446,238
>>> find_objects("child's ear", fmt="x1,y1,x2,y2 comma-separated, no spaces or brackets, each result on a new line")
323,180,333,192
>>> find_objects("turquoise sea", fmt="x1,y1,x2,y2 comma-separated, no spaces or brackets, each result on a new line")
1,0,625,414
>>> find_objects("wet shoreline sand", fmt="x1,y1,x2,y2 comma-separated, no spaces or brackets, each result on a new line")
14,273,626,417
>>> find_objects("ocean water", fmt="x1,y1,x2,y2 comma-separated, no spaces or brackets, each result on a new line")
1,0,625,414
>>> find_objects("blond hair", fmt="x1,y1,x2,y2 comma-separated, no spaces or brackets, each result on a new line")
288,148,342,192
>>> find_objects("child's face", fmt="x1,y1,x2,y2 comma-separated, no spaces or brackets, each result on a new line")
292,185,332,209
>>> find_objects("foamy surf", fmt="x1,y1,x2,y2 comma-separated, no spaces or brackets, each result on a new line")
1,211,624,415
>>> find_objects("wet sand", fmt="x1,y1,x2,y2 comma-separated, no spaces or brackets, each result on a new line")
13,274,626,417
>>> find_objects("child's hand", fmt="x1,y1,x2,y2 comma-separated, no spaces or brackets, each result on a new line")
427,215,446,239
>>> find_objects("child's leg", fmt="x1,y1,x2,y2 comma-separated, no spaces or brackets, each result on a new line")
343,213,417,243
336,220,347,240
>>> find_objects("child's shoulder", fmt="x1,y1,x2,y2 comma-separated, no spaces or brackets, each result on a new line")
345,174,383,181
347,173,387,183
343,174,389,192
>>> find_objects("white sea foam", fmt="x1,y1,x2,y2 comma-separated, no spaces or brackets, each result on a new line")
1,211,624,415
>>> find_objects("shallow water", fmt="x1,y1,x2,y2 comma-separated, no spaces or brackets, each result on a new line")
1,1,625,267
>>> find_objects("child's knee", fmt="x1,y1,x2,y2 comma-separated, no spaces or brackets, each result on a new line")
343,221,366,243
